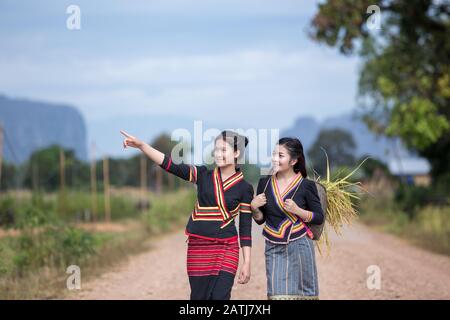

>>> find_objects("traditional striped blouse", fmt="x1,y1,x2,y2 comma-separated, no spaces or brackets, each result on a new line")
159,154,254,247
255,173,324,244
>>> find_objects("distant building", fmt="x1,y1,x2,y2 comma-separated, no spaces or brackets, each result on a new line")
388,158,431,186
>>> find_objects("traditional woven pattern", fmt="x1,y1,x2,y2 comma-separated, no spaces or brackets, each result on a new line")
186,235,239,277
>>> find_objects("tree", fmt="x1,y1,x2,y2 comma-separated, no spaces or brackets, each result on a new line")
307,128,357,175
23,145,89,191
309,0,450,181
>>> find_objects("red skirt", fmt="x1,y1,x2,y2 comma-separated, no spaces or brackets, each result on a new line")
186,234,239,277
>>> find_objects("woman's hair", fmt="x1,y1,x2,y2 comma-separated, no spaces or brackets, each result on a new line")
277,137,307,177
215,130,249,164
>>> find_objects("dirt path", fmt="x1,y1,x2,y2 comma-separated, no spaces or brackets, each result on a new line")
69,222,450,300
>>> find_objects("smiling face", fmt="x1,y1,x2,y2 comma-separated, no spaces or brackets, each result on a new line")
214,138,240,168
271,144,297,174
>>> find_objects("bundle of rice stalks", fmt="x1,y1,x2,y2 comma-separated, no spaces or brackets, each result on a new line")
314,149,368,256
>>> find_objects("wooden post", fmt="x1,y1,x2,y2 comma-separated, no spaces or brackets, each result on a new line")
59,148,66,215
103,156,111,222
59,148,66,194
140,154,147,205
168,170,174,191
0,125,3,189
155,165,162,194
90,143,97,222
32,163,39,192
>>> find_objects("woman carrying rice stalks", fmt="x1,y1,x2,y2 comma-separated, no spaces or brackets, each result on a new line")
251,137,363,300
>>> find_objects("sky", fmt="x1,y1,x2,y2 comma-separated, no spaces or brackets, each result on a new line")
0,0,360,130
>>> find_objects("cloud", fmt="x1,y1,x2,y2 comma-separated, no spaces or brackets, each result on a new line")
0,0,359,130
0,47,358,127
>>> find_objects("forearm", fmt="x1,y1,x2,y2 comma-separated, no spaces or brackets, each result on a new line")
297,208,314,223
139,143,165,165
251,207,265,224
241,246,251,265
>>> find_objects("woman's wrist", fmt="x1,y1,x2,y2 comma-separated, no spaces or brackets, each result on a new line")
138,141,147,150
251,208,264,221
297,207,306,216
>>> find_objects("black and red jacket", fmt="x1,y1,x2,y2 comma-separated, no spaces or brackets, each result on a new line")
160,154,254,248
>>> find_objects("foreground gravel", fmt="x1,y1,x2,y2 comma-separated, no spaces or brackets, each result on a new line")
70,222,450,300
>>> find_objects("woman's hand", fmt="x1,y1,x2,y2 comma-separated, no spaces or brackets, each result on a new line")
238,261,251,284
284,199,302,215
120,130,144,149
251,193,267,211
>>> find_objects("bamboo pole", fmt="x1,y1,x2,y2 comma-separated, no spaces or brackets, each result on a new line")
103,156,111,222
90,142,97,222
140,154,147,206
0,125,3,189
155,165,162,194
32,163,39,192
59,148,66,194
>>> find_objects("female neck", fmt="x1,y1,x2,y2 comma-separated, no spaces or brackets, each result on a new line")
220,164,237,179
276,168,297,181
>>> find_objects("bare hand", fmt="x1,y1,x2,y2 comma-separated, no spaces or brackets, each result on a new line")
238,262,251,284
120,130,144,149
251,193,267,210
284,199,301,215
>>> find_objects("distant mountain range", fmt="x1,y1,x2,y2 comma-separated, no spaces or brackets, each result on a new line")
0,95,87,164
281,114,413,161
1,94,415,165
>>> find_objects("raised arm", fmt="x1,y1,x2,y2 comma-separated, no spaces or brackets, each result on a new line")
121,130,203,183
121,130,164,165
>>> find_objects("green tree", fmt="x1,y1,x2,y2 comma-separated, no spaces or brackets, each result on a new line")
23,145,89,191
0,161,18,191
307,128,357,175
309,0,450,181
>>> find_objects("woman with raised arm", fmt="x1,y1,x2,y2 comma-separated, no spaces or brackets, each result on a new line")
120,129,254,300
251,137,324,300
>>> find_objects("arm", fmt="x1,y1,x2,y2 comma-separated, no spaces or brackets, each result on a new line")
121,130,202,183
238,183,253,285
121,130,164,165
304,180,325,224
285,180,324,224
251,207,265,225
251,178,267,225
238,246,251,285
239,183,254,248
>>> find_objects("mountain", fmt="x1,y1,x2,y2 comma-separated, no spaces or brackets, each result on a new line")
0,92,417,167
282,113,414,161
0,94,87,164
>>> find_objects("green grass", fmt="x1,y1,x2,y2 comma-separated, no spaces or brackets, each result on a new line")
141,188,196,234
0,188,196,299
0,190,141,227
359,195,450,256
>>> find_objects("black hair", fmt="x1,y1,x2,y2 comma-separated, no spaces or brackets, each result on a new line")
277,137,307,178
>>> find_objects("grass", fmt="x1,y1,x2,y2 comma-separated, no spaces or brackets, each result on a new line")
0,187,196,299
359,195,450,256
312,154,368,255
0,189,142,228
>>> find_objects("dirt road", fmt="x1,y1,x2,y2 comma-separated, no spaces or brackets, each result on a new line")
70,222,450,300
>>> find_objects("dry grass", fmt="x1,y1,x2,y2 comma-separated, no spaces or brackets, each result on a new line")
313,153,368,255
